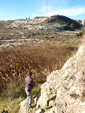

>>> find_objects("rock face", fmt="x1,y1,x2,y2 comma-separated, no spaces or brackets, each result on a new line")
19,99,28,113
37,44,85,113
19,99,37,113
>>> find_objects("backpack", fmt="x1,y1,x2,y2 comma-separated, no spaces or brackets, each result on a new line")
1,110,8,113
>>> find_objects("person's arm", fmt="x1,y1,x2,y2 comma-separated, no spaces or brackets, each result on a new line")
31,79,35,88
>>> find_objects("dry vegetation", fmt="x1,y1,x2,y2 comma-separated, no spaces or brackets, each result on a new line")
0,41,77,94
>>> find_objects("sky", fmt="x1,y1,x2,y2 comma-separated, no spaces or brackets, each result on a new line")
0,0,85,20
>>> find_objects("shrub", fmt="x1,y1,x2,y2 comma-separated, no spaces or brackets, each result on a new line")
0,41,77,94
5,82,26,99
70,23,75,30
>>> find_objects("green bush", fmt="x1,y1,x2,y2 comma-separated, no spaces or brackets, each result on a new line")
32,82,42,95
70,23,75,30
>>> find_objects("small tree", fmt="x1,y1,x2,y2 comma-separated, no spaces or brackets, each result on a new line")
70,23,75,30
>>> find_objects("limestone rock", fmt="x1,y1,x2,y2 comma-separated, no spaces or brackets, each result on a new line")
37,44,85,113
19,99,28,113
19,99,37,113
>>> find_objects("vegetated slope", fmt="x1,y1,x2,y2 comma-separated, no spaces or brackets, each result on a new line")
0,42,77,93
47,15,82,29
37,43,85,113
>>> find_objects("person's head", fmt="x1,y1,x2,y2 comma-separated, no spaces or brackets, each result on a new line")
29,72,32,77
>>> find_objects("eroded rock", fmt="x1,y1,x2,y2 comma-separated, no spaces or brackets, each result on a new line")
37,44,85,113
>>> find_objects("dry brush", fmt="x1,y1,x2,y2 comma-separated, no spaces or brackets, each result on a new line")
0,41,77,94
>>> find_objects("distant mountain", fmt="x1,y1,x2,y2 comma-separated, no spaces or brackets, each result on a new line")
47,15,82,29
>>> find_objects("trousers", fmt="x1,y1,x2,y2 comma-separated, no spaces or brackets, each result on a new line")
25,87,32,106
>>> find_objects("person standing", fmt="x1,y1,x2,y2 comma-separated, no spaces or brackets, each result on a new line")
25,72,35,108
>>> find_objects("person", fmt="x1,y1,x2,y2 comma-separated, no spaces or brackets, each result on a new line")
25,72,35,108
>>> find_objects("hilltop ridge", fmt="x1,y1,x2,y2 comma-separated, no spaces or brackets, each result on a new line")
47,15,82,29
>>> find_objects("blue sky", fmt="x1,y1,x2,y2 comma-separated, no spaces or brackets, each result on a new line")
0,0,85,20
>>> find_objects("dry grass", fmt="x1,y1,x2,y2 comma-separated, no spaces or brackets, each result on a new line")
0,41,77,93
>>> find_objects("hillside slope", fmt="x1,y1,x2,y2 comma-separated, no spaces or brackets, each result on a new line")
47,15,82,29
37,43,85,113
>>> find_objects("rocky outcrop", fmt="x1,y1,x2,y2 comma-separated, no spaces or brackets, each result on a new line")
19,99,37,113
37,43,85,113
9,20,63,30
8,16,64,30
19,99,28,113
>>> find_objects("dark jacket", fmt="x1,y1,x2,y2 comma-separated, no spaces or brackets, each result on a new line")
25,76,35,91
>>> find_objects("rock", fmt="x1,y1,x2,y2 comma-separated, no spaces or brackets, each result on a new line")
19,99,28,113
35,108,42,113
19,98,37,113
37,44,85,113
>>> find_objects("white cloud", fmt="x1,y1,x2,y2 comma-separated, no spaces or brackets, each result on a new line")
52,7,85,17
32,5,85,18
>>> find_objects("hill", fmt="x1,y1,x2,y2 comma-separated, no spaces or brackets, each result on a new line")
0,15,82,30
47,15,82,29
